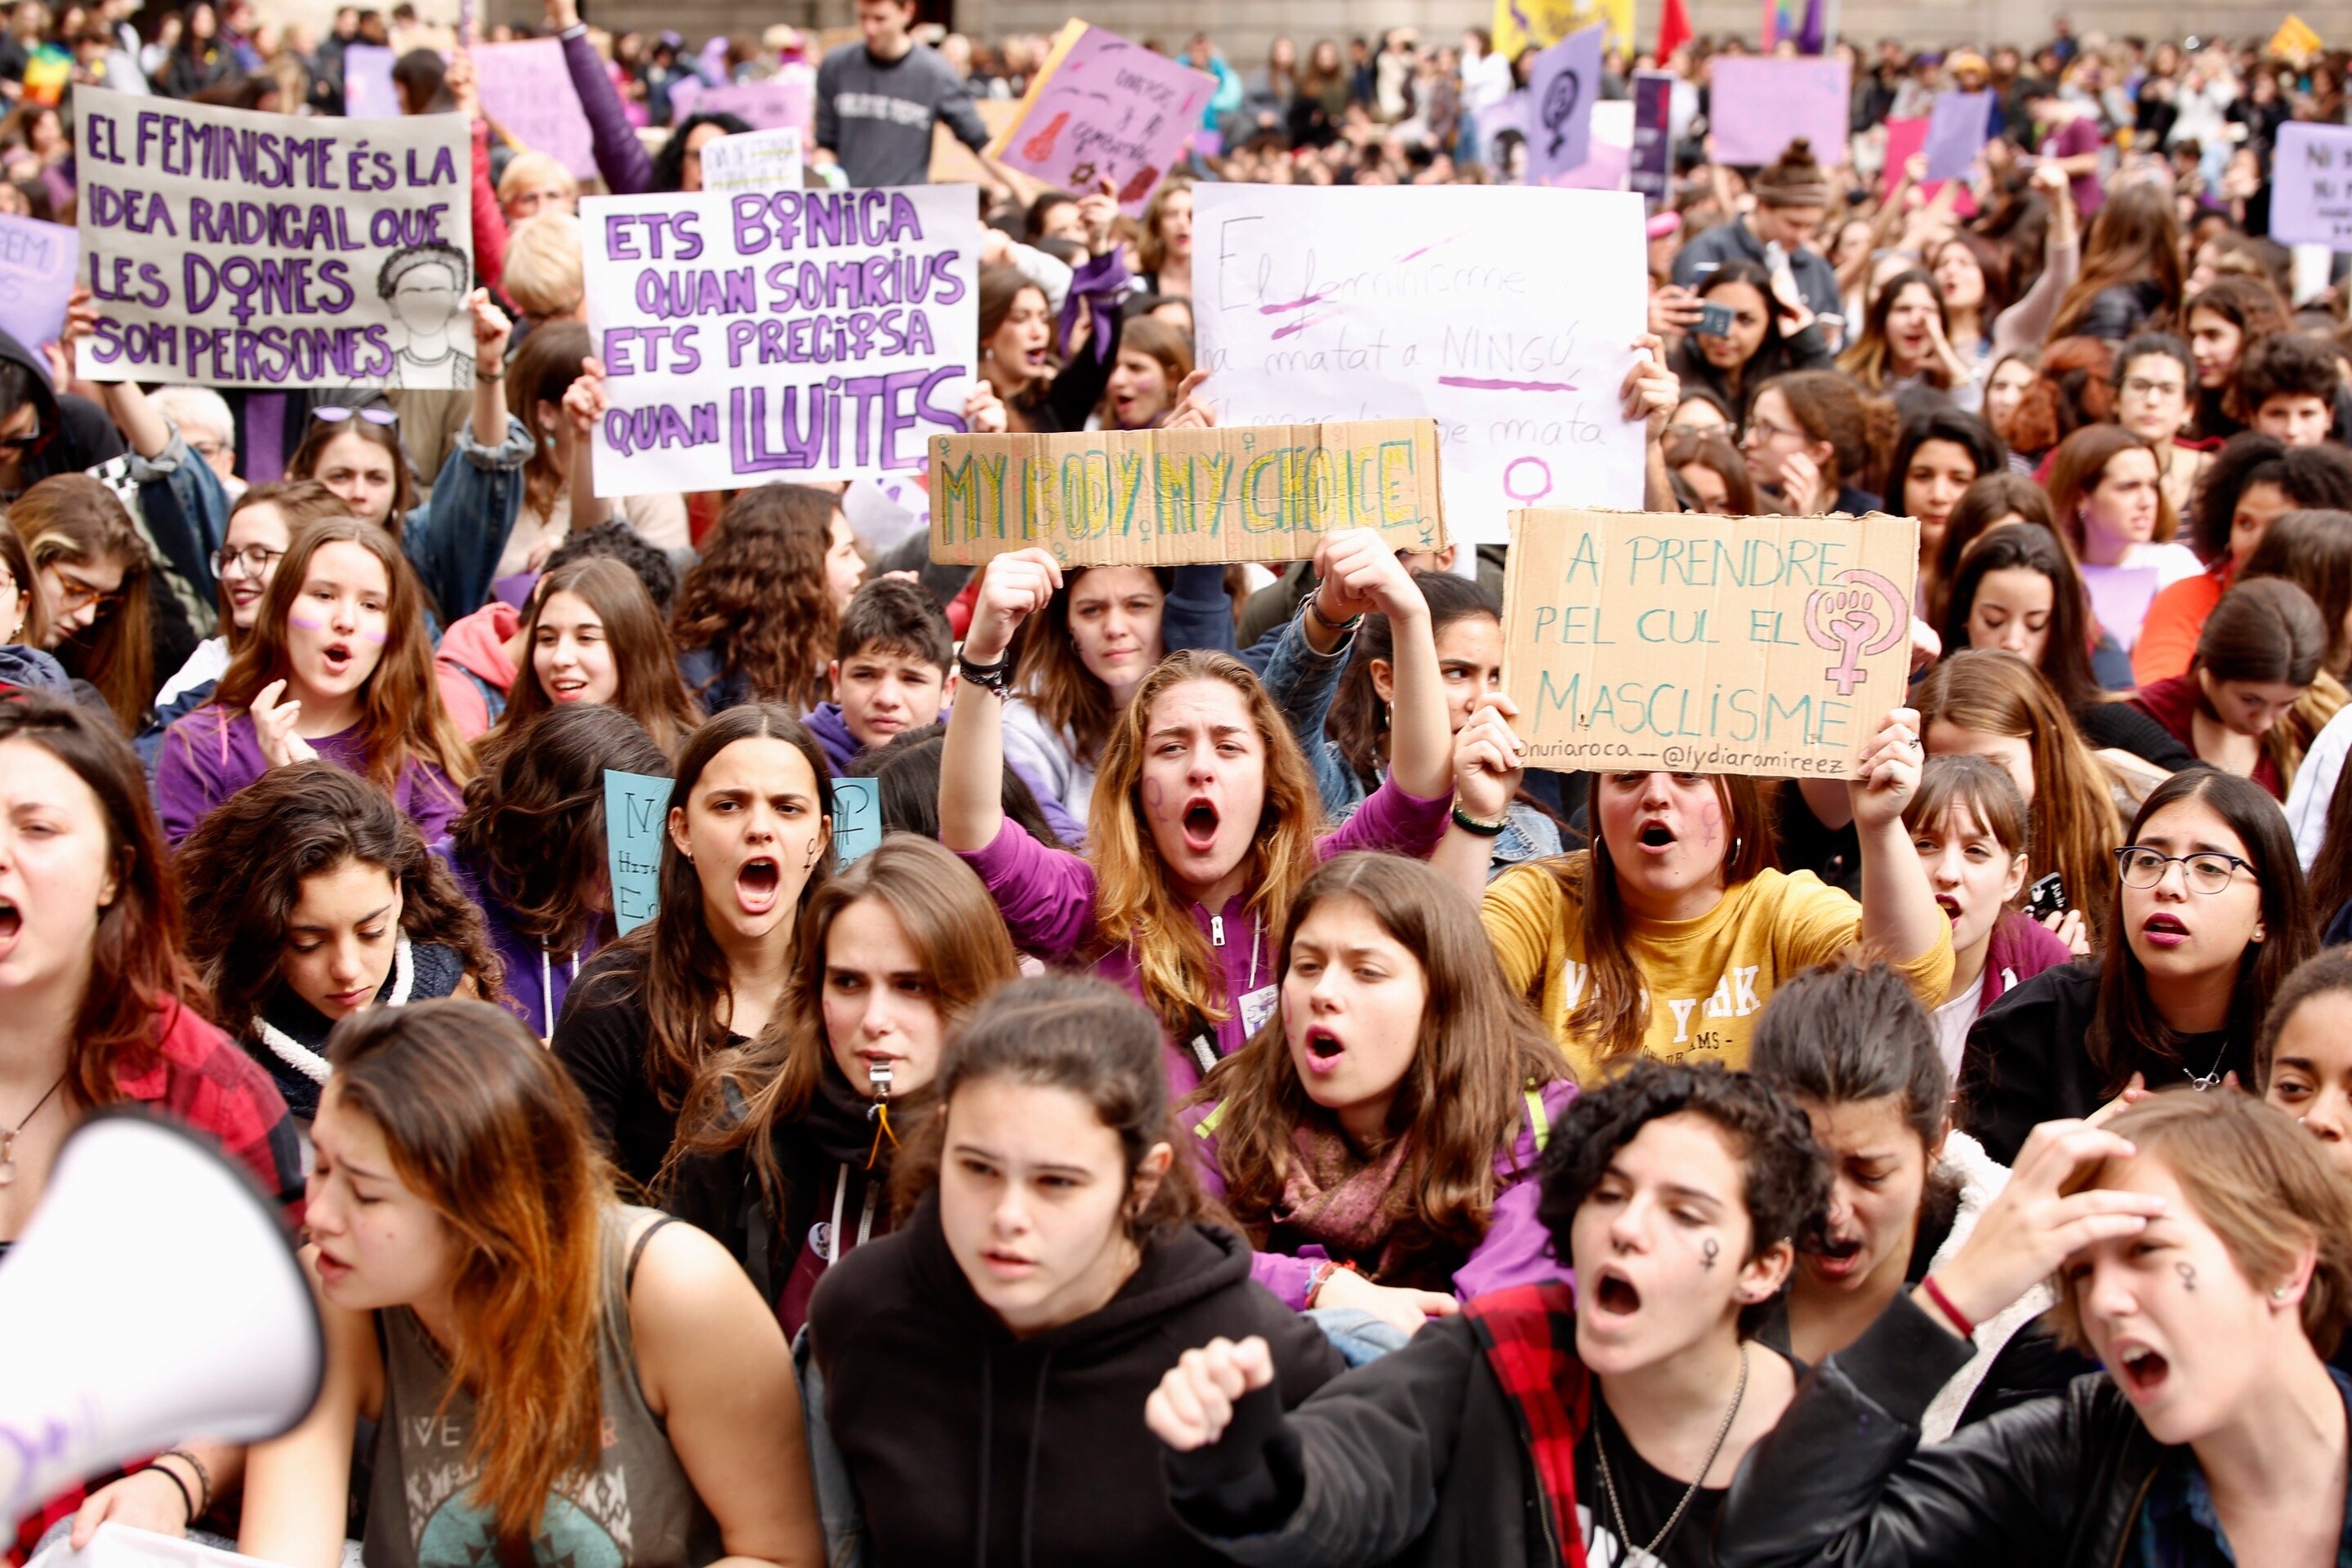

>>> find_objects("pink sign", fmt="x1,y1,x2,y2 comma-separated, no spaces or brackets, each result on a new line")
669,70,814,133
1708,56,1850,167
1882,118,1978,217
475,39,597,180
988,21,1214,212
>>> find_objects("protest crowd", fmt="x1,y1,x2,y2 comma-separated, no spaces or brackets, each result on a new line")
20,0,2352,1562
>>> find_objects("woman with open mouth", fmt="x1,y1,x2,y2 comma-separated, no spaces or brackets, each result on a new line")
1147,1061,1827,1568
1753,962,2084,1441
1838,270,1971,402
942,528,1456,1098
154,516,474,848
554,705,835,1192
1718,1091,2352,1568
483,555,702,762
1481,703,1953,1081
176,764,500,1125
1188,853,1574,1344
670,836,1020,1336
809,977,1344,1567
1961,768,2318,1167
1,694,301,1548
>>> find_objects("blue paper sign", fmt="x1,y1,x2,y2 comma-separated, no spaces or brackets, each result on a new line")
604,768,672,935
831,776,884,868
1527,24,1603,185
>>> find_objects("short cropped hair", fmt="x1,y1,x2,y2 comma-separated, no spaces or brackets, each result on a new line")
835,574,952,669
2235,331,2342,416
501,212,585,319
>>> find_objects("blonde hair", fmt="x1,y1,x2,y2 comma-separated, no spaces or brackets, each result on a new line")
496,149,580,212
500,212,585,319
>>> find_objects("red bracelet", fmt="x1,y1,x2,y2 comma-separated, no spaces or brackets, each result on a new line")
1920,1275,1976,1339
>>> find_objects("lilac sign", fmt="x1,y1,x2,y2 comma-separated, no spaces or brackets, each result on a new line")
582,185,979,496
669,69,814,133
474,39,597,180
2270,122,2352,248
1629,70,1673,207
1708,57,1851,167
74,87,474,389
0,215,78,368
987,20,1214,212
1526,24,1601,185
340,42,398,118
1923,90,1992,181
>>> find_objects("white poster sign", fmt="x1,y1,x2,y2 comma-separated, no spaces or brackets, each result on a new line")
582,185,978,497
1193,184,1647,542
702,127,807,194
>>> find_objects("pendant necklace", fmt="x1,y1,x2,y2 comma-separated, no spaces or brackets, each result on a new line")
1597,1342,1749,1563
0,1071,67,1186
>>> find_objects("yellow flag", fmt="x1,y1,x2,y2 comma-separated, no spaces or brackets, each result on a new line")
1494,0,1633,59
2272,13,2323,64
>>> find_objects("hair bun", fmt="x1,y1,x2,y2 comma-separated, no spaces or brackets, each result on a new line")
1780,137,1814,161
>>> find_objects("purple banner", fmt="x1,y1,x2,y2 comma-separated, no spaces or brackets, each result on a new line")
1629,69,1673,207
1708,56,1851,167
475,39,597,180
1526,24,1602,186
669,70,814,133
989,20,1214,212
0,214,77,368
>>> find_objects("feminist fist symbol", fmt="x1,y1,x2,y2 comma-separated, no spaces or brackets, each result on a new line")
1803,569,1909,697
1542,70,1582,157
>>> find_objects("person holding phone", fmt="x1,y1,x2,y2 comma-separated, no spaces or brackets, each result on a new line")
1665,258,1836,422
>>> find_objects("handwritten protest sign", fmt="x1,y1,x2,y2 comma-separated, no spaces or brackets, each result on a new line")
929,419,1444,567
1923,90,1991,181
582,184,979,497
1195,183,1645,544
604,768,671,935
670,69,814,132
1502,510,1919,777
474,39,597,180
74,88,474,390
1708,58,1851,167
0,216,78,363
986,20,1214,213
2272,122,2352,248
831,776,884,866
341,42,399,118
703,127,806,194
1526,24,1602,185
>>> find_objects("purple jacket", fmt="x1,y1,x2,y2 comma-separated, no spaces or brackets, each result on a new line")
959,776,1453,1098
1184,1078,1578,1307
153,706,463,846
561,25,655,195
805,699,1090,847
434,840,605,1040
1979,911,2076,1017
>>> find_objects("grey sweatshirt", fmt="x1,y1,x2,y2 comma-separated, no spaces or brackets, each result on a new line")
814,41,990,187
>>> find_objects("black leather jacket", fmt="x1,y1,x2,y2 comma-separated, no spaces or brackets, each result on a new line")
1718,1294,2165,1568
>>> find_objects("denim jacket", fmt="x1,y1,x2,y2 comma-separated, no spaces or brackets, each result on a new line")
401,413,533,622
122,427,234,638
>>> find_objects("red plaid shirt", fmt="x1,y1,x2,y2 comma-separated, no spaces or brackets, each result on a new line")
1462,1281,1595,1568
9,997,303,1562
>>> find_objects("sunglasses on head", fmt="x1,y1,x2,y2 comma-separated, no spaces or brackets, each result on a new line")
312,406,399,428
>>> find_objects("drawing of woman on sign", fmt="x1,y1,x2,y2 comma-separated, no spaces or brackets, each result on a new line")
378,242,474,390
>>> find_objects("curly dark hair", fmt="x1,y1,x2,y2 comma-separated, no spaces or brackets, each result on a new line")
2188,432,2352,564
545,519,679,614
650,111,753,192
670,483,842,711
177,761,506,1031
2231,332,2345,425
1536,1059,1829,1335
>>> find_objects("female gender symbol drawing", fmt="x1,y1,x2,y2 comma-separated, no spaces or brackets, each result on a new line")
1803,568,1909,696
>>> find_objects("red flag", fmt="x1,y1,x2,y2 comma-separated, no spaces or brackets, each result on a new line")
1659,0,1691,60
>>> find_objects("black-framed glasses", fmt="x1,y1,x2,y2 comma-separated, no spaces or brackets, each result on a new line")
212,543,285,578
2114,845,2256,894
312,406,399,428
0,419,44,453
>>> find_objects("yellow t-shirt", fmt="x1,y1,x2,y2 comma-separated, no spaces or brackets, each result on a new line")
1481,862,1955,1081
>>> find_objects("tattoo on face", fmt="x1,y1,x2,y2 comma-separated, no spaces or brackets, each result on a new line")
2176,1262,2196,1292
1703,1237,1720,1270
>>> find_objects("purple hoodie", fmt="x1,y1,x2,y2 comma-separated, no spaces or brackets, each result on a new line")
434,840,605,1040
805,700,1090,848
1978,910,2077,1016
154,706,462,846
1184,1079,1577,1308
959,775,1453,1098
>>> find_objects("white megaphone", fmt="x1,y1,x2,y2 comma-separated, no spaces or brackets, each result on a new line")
0,1109,323,1523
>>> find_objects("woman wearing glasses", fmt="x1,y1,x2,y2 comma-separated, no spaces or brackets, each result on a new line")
1740,368,1889,518
1958,769,2316,1165
11,476,158,734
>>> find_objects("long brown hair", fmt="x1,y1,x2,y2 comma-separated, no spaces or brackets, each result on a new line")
1837,270,1953,393
1197,854,1570,1254
2047,423,2179,550
16,474,154,732
211,515,474,797
325,1000,612,1561
1939,521,2105,714
677,835,1021,1218
1756,369,1893,497
669,484,841,712
0,513,47,647
508,319,589,525
1913,649,2122,933
1928,472,2056,627
1546,773,1773,1062
495,556,702,760
220,481,354,653
2047,182,2184,341
1010,564,1174,770
1090,649,1325,1039
2194,577,2332,793
286,404,418,533
2006,336,2116,457
0,694,208,1110
177,762,505,1030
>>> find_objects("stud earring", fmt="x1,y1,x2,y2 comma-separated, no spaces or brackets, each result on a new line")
2274,1285,2292,1301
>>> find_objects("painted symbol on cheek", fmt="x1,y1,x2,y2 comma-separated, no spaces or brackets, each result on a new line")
288,612,325,630
1702,1237,1719,1270
2176,1262,2196,1292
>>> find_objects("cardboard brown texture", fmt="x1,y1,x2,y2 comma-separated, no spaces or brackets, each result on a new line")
930,99,1022,182
1502,509,1920,779
929,419,1447,567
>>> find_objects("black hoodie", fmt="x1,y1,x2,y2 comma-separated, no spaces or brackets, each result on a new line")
809,1192,1344,1568
0,327,126,497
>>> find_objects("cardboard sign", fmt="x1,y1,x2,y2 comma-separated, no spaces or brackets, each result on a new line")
1629,70,1674,207
831,775,884,866
582,185,979,497
1501,510,1919,777
670,69,814,132
1708,58,1851,167
0,215,78,363
1492,0,1633,58
986,20,1214,213
603,768,671,935
341,42,399,118
1194,183,1646,545
702,127,806,194
1526,24,1603,185
74,88,474,389
2271,122,2352,248
929,420,1444,567
474,38,598,180
1923,90,1992,182
931,97,1022,184
2272,12,2324,65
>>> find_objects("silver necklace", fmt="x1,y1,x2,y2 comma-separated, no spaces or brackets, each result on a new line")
2186,1038,2231,1092
0,1072,66,1185
1596,1343,1749,1564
